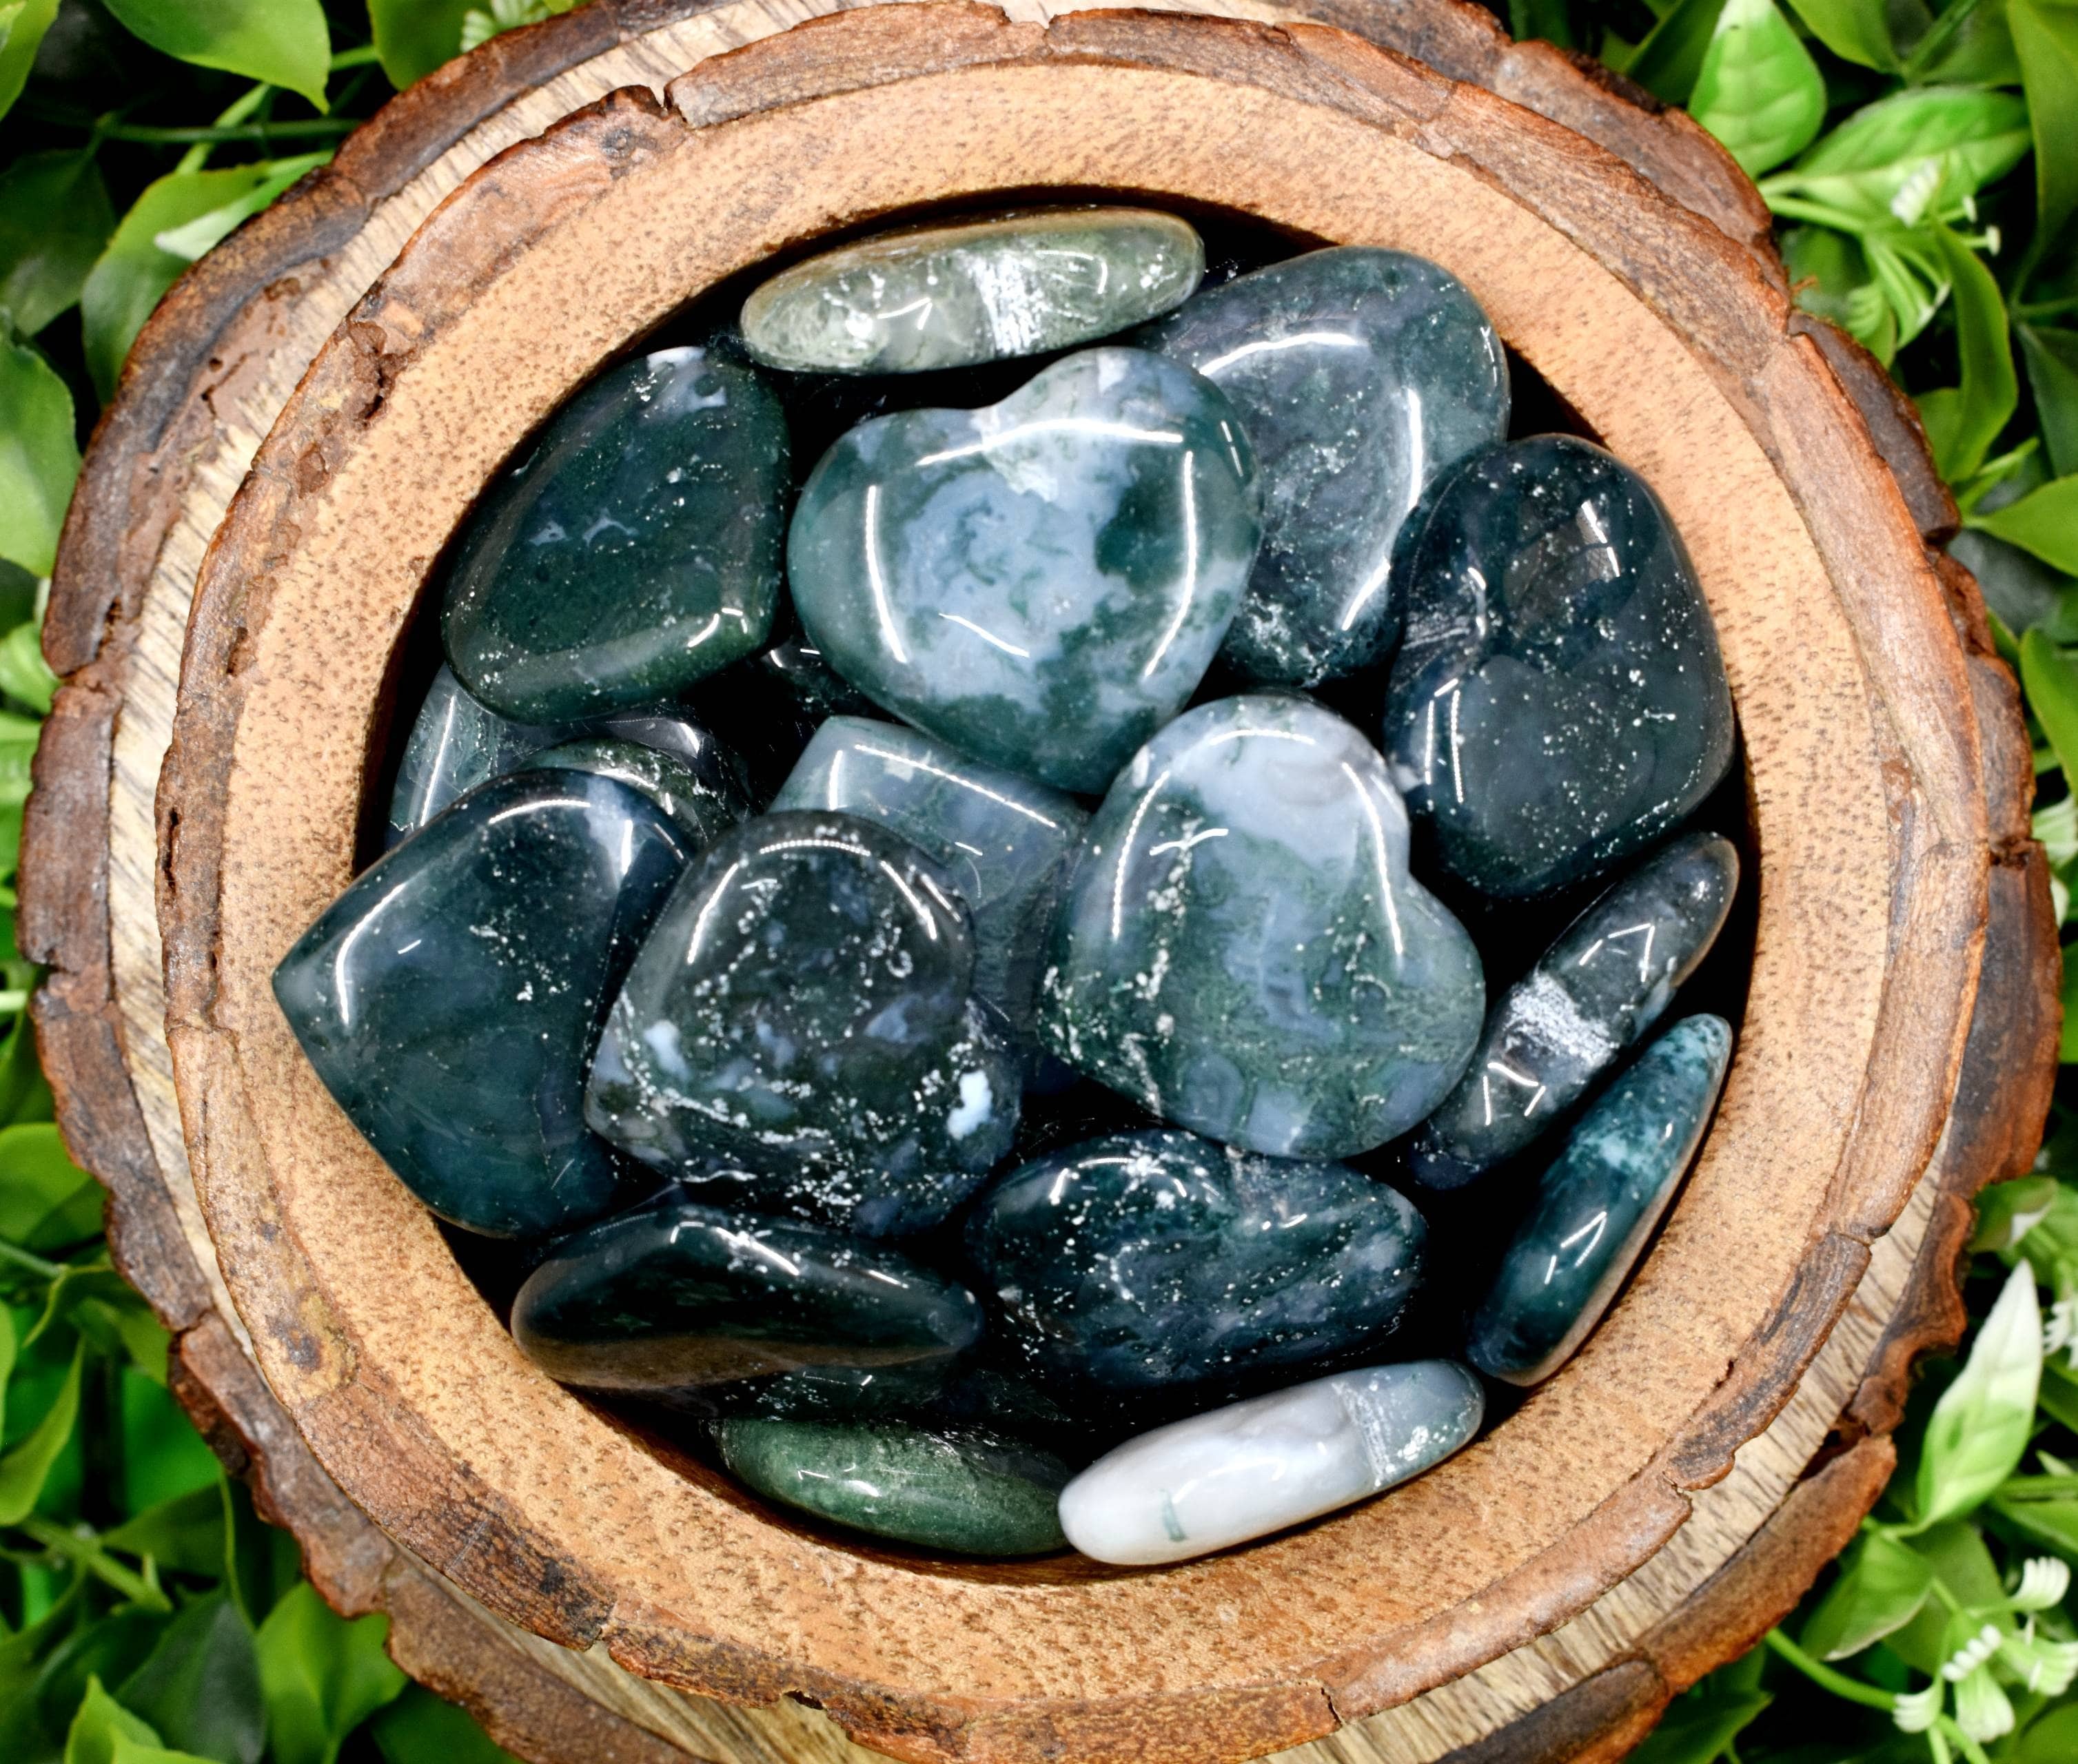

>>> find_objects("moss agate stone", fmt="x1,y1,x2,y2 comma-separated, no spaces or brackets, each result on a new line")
788,348,1261,792
741,207,1204,376
1383,437,1735,898
1467,1014,1733,1385
1039,695,1484,1159
1411,832,1739,1188
1137,247,1508,686
440,346,788,722
516,736,751,846
1059,1360,1483,1565
274,770,699,1238
773,717,1087,1038
715,1418,1070,1555
511,1197,981,1393
966,1130,1426,1400
586,811,1021,1236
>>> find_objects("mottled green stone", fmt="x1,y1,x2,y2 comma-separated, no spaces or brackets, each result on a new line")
518,737,750,845
440,346,788,722
714,1417,1070,1555
740,207,1204,376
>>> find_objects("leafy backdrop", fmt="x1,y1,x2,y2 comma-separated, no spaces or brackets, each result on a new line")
3,1,2078,1761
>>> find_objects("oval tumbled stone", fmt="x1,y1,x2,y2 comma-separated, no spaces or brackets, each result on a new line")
741,207,1204,375
1039,695,1484,1158
788,347,1261,792
1383,435,1735,898
441,345,789,722
511,1198,981,1394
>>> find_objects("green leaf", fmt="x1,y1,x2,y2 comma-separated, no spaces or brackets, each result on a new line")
120,1372,222,1515
1799,1531,1939,1658
1762,87,2031,229
1915,1258,2042,1526
0,323,81,579
1979,477,2078,574
255,1584,407,1764
0,0,59,124
2010,0,2078,249
1782,225,1901,360
1889,1520,2008,1671
0,1123,104,1254
1973,1175,2064,1250
369,1685,521,1764
1689,0,1828,175
2041,1357,2078,1433
1919,226,2017,482
0,617,58,715
366,0,477,90
0,152,116,337
2017,1705,2078,1762
151,154,330,265
0,1021,58,1128
63,1674,214,1764
1620,0,1731,103
2021,327,2078,481
1784,0,1899,68
1993,1483,2078,1559
103,1484,230,1580
1627,1674,1771,1764
2061,950,2078,1060
119,1593,263,1764
98,0,331,110
1904,0,2024,82
0,1341,81,1523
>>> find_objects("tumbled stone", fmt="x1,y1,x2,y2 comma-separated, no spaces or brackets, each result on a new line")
518,737,750,846
1039,695,1484,1159
1136,247,1508,685
788,347,1261,792
714,1418,1070,1555
1467,1014,1733,1386
511,1196,981,1393
966,1129,1425,1401
741,207,1204,376
1383,436,1735,898
586,811,1021,1236
773,717,1088,1038
1058,1360,1483,1564
1410,832,1739,1187
441,345,789,722
275,770,699,1238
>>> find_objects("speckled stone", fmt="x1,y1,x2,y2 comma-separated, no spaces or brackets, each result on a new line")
1410,832,1739,1187
517,737,751,846
1136,247,1508,685
1039,695,1484,1159
741,207,1204,375
788,347,1261,792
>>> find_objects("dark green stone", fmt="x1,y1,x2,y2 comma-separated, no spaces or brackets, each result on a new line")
440,346,789,722
1136,246,1507,685
518,737,750,845
713,1418,1070,1555
1383,436,1736,898
1466,1014,1733,1385
274,770,697,1238
511,1197,981,1393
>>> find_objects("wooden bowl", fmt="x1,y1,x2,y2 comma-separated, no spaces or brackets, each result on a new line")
24,4,2059,1762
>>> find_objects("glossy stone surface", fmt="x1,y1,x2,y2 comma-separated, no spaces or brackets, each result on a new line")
1467,1014,1733,1385
966,1129,1425,1399
518,737,751,845
586,811,1021,1236
1411,832,1739,1187
1039,695,1484,1159
773,717,1087,1038
511,1196,981,1393
1383,436,1735,898
742,207,1204,376
275,770,697,1238
714,1418,1070,1555
1058,1360,1483,1564
788,347,1261,792
441,346,788,722
1137,247,1508,685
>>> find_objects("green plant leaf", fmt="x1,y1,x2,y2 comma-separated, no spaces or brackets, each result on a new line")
1762,87,2031,228
120,1372,223,1515
1904,0,2024,82
0,1019,57,1127
2022,327,2078,481
1979,477,2078,574
1994,1482,2078,1559
1919,225,2017,482
366,0,477,90
2010,0,2078,250
255,1584,407,1764
1890,1520,2008,1671
103,1484,230,1580
2041,1357,2078,1433
0,152,116,337
1915,1258,2043,1526
0,617,58,715
150,154,330,265
119,1593,263,1764
1628,1675,1771,1764
63,1674,214,1764
1620,0,1731,103
0,322,81,578
1799,1531,1939,1658
1973,1175,2064,1250
0,0,59,123
1784,0,1899,68
369,1685,520,1764
2017,1704,2078,1761
0,1123,105,1253
1782,225,1899,360
1689,0,1828,175
0,1342,83,1524
98,0,331,109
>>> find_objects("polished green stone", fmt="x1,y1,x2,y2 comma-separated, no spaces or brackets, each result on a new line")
787,347,1261,792
586,811,1021,1236
1136,247,1508,685
511,1196,981,1393
1039,694,1484,1159
714,1417,1070,1555
740,207,1204,376
518,737,750,845
1466,1014,1733,1385
440,346,788,722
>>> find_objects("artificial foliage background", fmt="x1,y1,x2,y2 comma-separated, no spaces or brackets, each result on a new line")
3,1,2078,1761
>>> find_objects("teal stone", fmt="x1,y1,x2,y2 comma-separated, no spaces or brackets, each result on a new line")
518,737,750,845
713,1417,1070,1556
1383,436,1736,898
787,347,1262,792
440,345,789,722
965,1129,1426,1401
274,770,699,1238
1466,1014,1733,1385
772,717,1088,1039
585,811,1021,1236
1136,247,1508,686
1039,695,1485,1159
1412,832,1739,1187
740,207,1204,375
511,1196,981,1393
